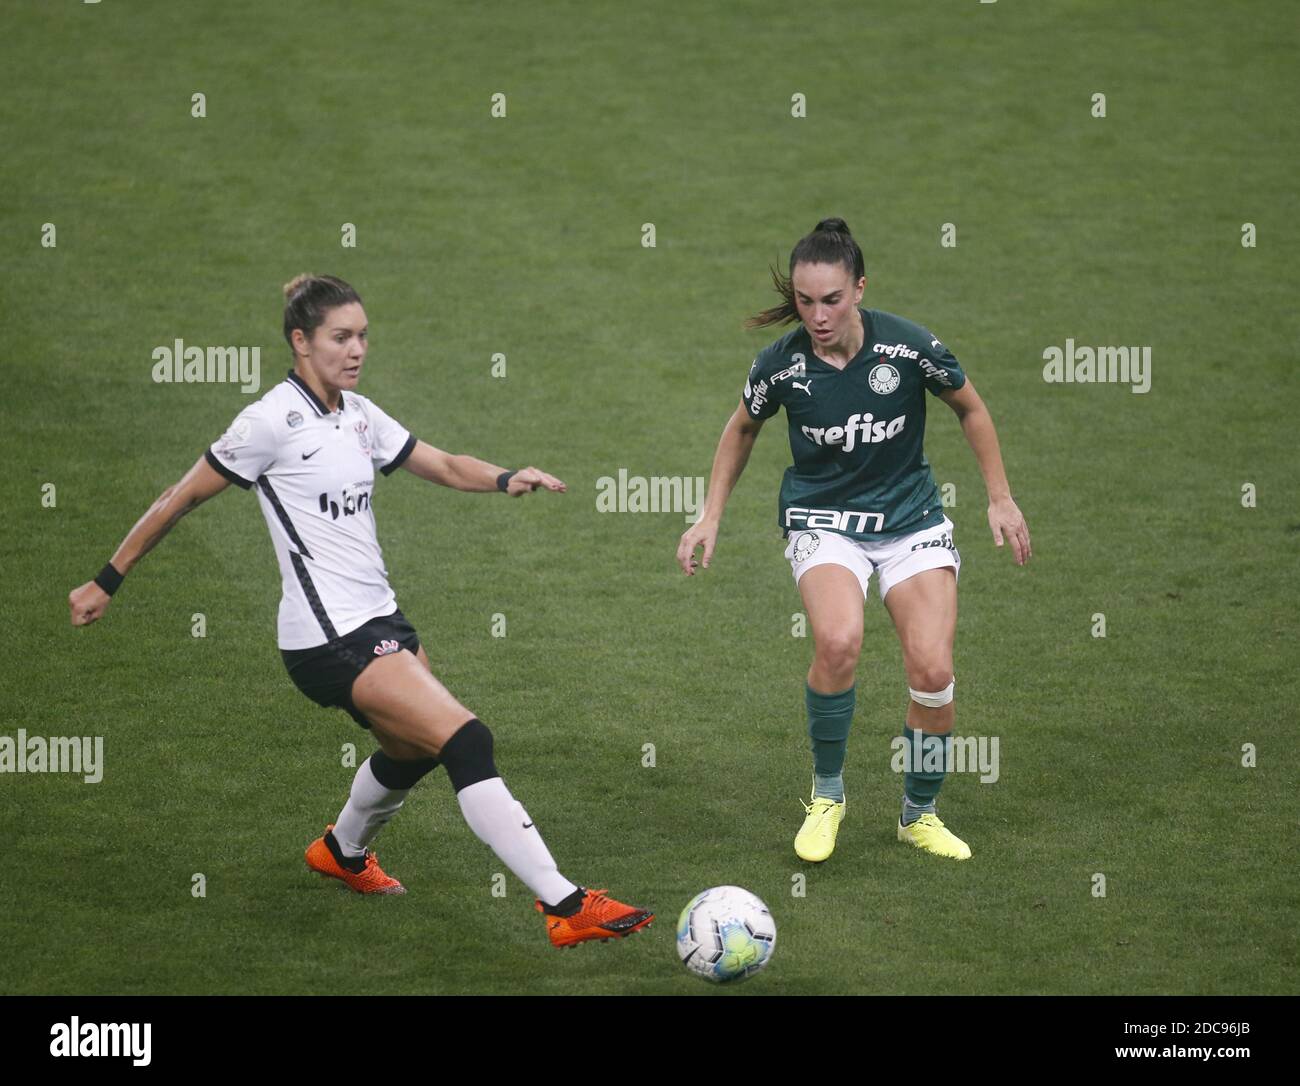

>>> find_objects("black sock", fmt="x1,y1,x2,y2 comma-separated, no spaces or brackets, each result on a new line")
541,886,586,917
325,830,367,874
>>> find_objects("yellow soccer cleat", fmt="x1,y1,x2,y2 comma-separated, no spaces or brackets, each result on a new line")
897,812,972,860
795,796,845,862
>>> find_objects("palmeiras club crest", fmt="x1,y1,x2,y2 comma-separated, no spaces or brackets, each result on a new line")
869,362,900,395
793,532,821,563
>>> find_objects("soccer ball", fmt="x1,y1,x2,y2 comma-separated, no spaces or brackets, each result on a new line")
676,886,776,983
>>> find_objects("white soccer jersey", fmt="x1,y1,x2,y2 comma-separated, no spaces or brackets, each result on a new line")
205,370,418,649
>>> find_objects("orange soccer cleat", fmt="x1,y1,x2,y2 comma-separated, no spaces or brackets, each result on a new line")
536,888,654,948
304,824,406,895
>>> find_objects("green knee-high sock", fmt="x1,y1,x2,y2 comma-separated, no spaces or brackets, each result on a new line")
806,684,855,802
902,724,949,824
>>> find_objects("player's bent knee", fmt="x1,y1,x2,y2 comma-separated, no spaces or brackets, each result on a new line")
815,631,862,670
370,749,440,790
904,654,952,691
909,679,955,708
438,717,499,793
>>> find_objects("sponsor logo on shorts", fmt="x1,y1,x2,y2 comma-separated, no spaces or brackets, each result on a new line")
373,639,401,656
786,507,885,533
873,342,920,361
868,363,900,394
792,531,820,562
910,531,954,552
800,413,906,452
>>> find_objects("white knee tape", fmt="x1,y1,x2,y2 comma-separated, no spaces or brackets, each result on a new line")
909,680,954,708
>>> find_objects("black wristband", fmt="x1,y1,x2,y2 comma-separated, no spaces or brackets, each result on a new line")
94,562,125,596
497,470,517,493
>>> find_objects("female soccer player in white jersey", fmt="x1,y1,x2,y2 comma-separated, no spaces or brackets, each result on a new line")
677,219,1031,863
68,274,652,948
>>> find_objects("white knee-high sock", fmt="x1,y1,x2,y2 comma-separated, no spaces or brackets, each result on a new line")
333,757,409,857
455,777,578,906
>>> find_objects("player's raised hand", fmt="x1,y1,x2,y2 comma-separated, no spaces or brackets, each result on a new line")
988,496,1031,566
68,581,112,627
507,466,565,496
677,518,719,576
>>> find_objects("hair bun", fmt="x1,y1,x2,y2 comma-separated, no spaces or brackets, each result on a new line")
813,217,851,236
283,273,314,300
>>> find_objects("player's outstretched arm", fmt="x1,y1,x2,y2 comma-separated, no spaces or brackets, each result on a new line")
68,456,233,627
677,403,765,576
400,439,565,496
938,380,1031,566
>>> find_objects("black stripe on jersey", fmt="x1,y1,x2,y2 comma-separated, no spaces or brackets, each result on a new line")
381,433,417,476
286,370,329,417
290,552,339,640
257,475,340,640
257,476,312,558
204,448,254,489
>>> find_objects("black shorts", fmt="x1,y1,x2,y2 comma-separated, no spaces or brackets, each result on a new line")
281,607,421,730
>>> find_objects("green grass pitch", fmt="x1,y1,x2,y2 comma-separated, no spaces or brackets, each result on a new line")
2,0,1296,995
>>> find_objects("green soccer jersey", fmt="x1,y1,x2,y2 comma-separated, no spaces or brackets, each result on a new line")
741,308,966,541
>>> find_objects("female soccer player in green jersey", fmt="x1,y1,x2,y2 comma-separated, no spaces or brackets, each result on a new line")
676,218,1031,862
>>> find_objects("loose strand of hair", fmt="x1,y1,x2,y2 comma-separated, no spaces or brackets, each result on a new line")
744,264,801,329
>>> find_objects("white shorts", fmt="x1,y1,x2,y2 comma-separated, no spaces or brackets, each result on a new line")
784,515,960,601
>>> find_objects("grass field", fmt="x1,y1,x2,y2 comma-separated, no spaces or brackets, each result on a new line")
2,0,1296,995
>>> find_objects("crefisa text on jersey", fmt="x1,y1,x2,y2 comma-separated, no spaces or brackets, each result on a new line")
151,339,261,393
801,413,907,451
872,341,920,360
